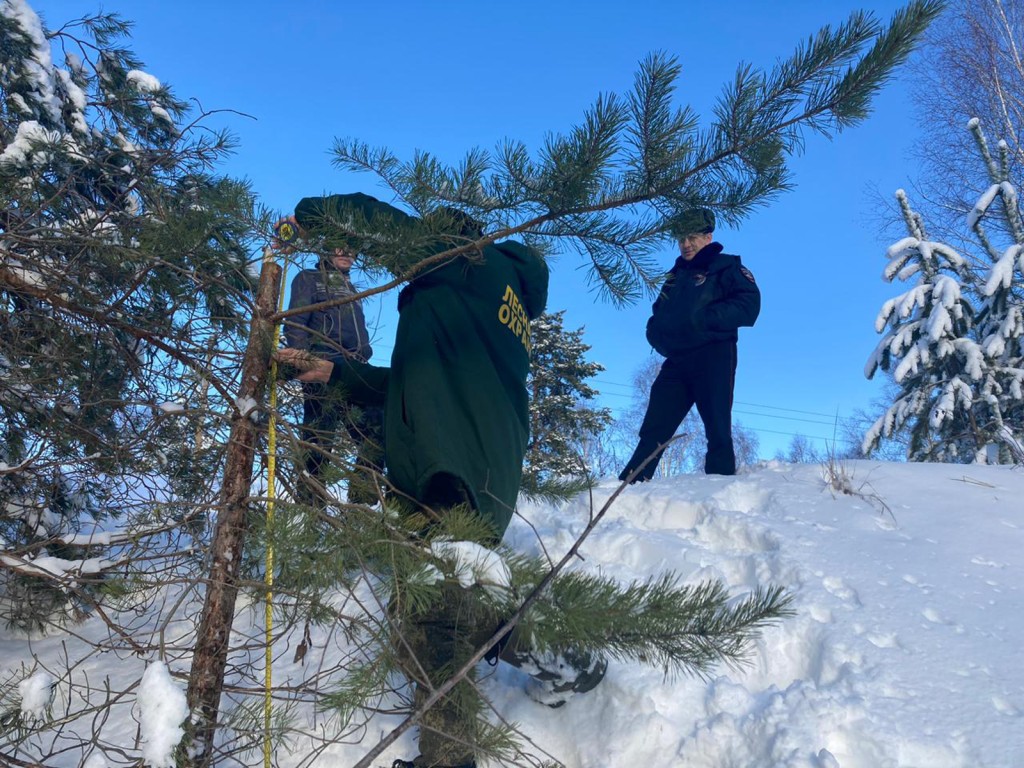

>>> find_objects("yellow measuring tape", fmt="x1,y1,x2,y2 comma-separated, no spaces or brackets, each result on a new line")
264,245,288,768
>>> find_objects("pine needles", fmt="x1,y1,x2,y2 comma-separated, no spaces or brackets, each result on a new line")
330,2,944,307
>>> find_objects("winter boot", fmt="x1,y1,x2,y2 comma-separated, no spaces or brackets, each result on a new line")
517,647,608,708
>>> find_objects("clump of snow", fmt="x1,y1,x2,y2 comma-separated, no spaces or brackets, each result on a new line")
157,402,185,414
431,539,513,600
968,183,1001,229
126,70,162,93
0,120,63,168
64,51,84,76
984,243,1023,295
1,0,63,125
18,669,54,720
54,68,88,134
149,104,173,126
125,69,174,126
235,396,258,420
137,661,188,768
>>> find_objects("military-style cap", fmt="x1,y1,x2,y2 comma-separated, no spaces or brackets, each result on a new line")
669,208,715,237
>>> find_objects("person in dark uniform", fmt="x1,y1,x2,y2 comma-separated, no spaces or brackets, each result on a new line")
275,193,605,768
281,245,384,505
619,208,760,482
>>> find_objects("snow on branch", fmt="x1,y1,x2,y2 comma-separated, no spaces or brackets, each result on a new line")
430,539,513,601
1,0,65,126
0,120,64,169
929,376,973,429
138,661,189,768
983,244,1023,295
968,183,1002,229
883,237,966,281
0,552,112,580
951,338,985,380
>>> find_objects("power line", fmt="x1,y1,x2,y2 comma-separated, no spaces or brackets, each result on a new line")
734,400,840,419
747,427,838,443
591,377,636,393
733,408,839,427
593,377,845,420
368,337,860,446
597,389,851,425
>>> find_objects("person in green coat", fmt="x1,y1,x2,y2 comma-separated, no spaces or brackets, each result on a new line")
274,193,604,768
278,192,546,536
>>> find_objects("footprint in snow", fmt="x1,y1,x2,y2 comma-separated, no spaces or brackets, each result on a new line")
709,480,772,515
921,607,964,632
992,695,1021,716
865,631,902,649
823,576,861,604
901,573,934,593
970,555,1006,568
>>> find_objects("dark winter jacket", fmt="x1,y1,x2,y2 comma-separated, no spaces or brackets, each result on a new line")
295,194,549,538
285,259,372,362
645,242,760,358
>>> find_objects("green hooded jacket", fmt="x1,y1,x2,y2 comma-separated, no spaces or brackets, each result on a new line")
294,194,549,538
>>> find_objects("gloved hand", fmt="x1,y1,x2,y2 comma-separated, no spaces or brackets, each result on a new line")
274,348,333,383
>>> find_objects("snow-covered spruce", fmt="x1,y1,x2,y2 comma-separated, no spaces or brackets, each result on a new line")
865,120,1024,463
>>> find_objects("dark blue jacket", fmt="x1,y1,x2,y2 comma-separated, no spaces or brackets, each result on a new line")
645,242,760,358
285,259,372,363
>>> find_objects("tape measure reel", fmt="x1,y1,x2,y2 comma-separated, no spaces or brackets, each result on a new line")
274,220,299,244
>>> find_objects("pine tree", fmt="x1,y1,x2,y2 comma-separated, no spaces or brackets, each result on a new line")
523,310,612,495
286,9,944,764
865,119,1024,463
248,4,943,762
0,4,255,625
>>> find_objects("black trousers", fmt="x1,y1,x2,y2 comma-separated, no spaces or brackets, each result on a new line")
299,381,384,503
622,342,738,480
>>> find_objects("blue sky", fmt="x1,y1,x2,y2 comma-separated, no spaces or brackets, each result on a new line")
38,0,928,458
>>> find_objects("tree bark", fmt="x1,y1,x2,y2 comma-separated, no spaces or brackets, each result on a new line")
183,257,281,766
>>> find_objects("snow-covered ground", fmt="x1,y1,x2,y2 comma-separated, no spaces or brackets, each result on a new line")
502,461,1024,768
3,460,1022,767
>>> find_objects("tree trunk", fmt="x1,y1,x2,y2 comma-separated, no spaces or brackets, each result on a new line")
183,256,281,766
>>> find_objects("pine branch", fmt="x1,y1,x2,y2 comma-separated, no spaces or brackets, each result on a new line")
829,3,942,128
349,469,793,768
328,2,942,304
519,571,794,679
625,52,698,191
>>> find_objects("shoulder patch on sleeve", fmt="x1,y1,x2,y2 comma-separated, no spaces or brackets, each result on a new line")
739,266,756,283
